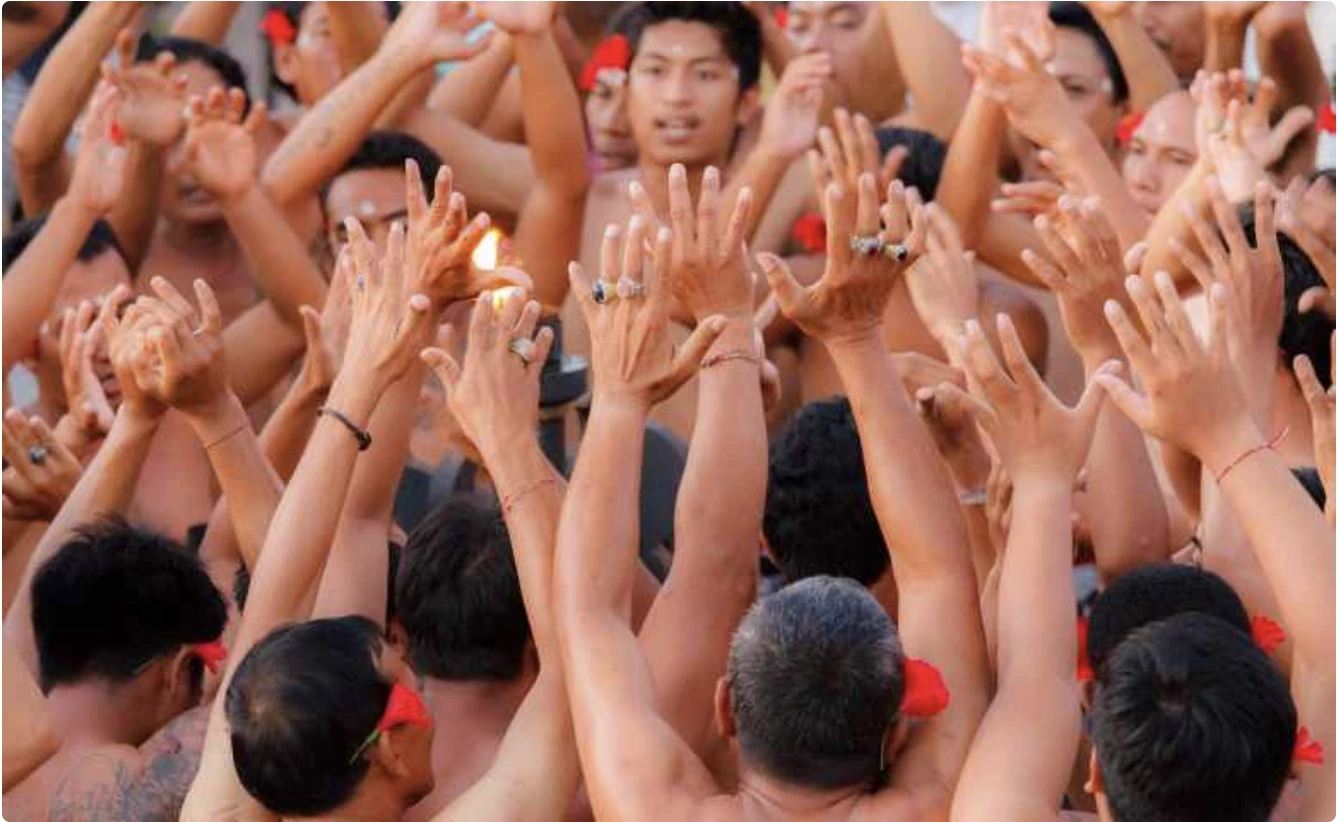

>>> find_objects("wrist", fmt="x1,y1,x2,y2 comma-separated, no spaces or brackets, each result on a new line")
52,414,93,455
325,372,381,427
54,194,104,226
1192,414,1262,476
218,180,261,212
825,328,885,360
591,389,652,420
182,392,247,439
949,452,991,494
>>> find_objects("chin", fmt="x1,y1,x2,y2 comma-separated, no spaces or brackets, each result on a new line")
645,142,721,169
170,202,226,225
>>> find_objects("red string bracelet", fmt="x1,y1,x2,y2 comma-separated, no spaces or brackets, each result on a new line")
502,477,558,516
1215,427,1289,485
701,350,760,371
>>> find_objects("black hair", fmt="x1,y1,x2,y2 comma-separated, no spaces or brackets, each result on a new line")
1291,466,1327,510
233,542,401,623
31,517,227,694
135,34,251,112
621,2,763,90
1092,612,1295,822
1238,203,1334,387
876,127,949,199
1086,565,1249,679
1310,167,1335,187
1048,2,1130,105
395,493,531,681
2,216,124,273
322,131,441,210
764,397,888,586
729,576,902,790
227,616,390,816
264,2,400,102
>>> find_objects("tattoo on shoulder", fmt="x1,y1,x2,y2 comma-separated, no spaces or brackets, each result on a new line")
46,709,209,822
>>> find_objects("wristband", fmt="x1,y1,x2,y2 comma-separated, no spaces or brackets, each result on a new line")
204,420,251,451
501,477,558,516
701,350,760,371
1214,427,1288,485
318,406,372,451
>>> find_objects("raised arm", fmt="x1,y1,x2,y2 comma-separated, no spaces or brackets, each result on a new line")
949,317,1109,820
10,2,141,216
555,217,728,821
427,32,516,125
637,167,767,759
759,169,988,802
880,2,971,138
3,286,165,677
3,84,125,376
170,1,241,43
1084,3,1180,111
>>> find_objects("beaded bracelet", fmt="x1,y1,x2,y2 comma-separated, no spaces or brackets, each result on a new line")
318,406,372,451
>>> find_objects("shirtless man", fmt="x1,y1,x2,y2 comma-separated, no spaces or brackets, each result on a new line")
555,167,989,820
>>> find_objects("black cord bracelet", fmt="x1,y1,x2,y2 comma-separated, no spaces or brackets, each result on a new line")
317,406,372,451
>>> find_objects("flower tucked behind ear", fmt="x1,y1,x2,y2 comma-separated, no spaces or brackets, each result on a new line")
1294,726,1324,766
1250,615,1286,656
260,9,297,47
579,35,631,92
190,640,227,674
900,658,949,718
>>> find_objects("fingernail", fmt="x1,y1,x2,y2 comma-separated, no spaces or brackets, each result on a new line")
604,224,619,238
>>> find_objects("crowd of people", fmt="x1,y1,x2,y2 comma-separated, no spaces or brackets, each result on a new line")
0,1,1335,820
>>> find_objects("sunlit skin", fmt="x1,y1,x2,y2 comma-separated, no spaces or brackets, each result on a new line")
1122,91,1196,216
324,167,408,253
1133,1,1205,84
161,61,239,226
584,68,636,172
784,1,869,103
1007,27,1123,182
272,1,382,109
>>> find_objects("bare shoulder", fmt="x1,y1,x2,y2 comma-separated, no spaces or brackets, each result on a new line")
46,707,210,822
854,782,950,822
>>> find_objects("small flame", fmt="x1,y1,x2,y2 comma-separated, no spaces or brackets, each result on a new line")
472,228,502,271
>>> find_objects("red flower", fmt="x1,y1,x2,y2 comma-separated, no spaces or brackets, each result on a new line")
900,658,950,718
190,640,227,674
792,211,826,254
108,121,126,146
1250,615,1287,655
774,7,789,29
1116,110,1144,145
260,9,298,47
1318,102,1336,135
1076,616,1094,682
379,682,433,732
580,34,632,92
1294,726,1325,766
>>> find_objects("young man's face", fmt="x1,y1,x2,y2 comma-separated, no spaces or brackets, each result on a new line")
1123,92,1196,216
30,252,130,407
627,20,750,168
1007,27,1122,181
1133,1,1205,84
324,167,409,254
784,2,868,99
274,2,355,108
585,69,637,172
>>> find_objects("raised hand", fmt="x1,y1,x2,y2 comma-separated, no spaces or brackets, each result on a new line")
568,218,727,409
1233,76,1314,169
911,364,992,493
420,288,554,460
1278,174,1336,295
1293,337,1335,522
100,29,188,147
67,82,129,216
1171,179,1282,415
1,410,83,522
294,262,353,396
383,1,492,66
337,218,434,388
473,1,558,34
759,171,925,347
961,30,1076,150
126,277,228,415
98,285,166,420
180,86,267,204
905,202,979,349
942,314,1110,483
990,150,1076,219
56,300,116,448
1097,273,1255,468
664,163,754,321
756,52,830,162
810,108,906,202
1021,196,1133,360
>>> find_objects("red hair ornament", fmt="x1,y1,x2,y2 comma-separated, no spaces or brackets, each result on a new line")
579,34,632,93
260,9,298,47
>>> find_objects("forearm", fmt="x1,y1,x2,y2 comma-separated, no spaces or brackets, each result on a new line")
1204,16,1251,72
755,7,797,79
515,30,589,199
1140,162,1210,286
2,198,101,374
880,2,969,139
1049,127,1149,250
327,1,390,74
830,335,970,581
938,90,1006,250
170,1,241,44
3,406,160,675
221,303,307,406
259,373,328,481
996,478,1074,679
428,34,516,126
1090,11,1180,111
220,187,328,327
1255,11,1329,111
261,49,426,208
105,141,164,270
403,108,534,215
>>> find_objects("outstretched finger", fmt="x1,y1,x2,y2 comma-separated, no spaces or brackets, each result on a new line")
1093,371,1154,433
757,253,807,319
1073,361,1117,433
1124,275,1177,355
923,381,995,428
696,166,721,254
194,279,222,336
1252,179,1280,265
149,276,197,324
666,164,694,258
529,325,555,375
720,186,753,263
421,345,462,393
996,313,1047,397
1103,299,1155,374
1169,238,1214,293
1293,353,1329,414
430,165,454,227
405,159,427,225
1152,271,1198,354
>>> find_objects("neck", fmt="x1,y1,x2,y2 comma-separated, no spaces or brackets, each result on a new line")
160,217,233,252
46,682,155,749
302,786,408,822
419,675,531,727
737,765,867,817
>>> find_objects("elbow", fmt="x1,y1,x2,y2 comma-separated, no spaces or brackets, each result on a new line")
11,128,55,174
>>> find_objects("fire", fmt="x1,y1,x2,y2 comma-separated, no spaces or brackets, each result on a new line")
471,228,502,271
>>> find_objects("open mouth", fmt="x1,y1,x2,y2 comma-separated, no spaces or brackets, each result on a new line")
653,115,701,143
178,178,215,206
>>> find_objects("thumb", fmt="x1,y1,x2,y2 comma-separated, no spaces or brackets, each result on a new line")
1264,105,1315,164
756,252,806,318
1092,372,1152,433
660,315,729,400
420,345,462,393
1074,360,1118,432
299,305,322,349
1122,241,1149,277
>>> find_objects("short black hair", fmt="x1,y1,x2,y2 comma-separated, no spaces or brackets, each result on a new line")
729,576,903,790
2,216,124,273
876,127,948,199
622,2,763,90
227,616,389,816
764,398,888,586
1048,2,1129,105
1238,203,1334,387
323,131,441,208
1092,612,1295,822
1086,565,1250,679
32,517,227,694
395,493,531,681
136,34,251,112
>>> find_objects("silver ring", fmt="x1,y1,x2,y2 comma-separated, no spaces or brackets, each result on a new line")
849,234,885,257
592,280,617,305
27,445,48,466
883,243,909,262
192,327,204,337
616,277,646,300
355,275,366,292
507,337,536,365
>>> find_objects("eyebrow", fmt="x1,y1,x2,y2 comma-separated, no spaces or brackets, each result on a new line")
636,50,731,66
